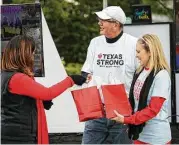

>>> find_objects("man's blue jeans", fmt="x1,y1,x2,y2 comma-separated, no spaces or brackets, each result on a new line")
82,118,132,144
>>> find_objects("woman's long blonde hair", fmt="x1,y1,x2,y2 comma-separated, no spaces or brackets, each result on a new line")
1,35,35,77
136,34,170,74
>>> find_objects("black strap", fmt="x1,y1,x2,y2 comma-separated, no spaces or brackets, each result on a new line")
128,69,158,140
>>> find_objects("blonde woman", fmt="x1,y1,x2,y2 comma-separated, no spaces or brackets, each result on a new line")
112,34,171,144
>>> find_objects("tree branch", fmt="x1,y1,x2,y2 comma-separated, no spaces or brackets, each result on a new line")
157,0,170,11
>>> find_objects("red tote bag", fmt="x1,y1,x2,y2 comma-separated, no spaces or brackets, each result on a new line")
71,86,104,122
101,84,132,119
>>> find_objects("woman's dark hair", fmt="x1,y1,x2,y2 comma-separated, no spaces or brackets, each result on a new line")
1,35,36,77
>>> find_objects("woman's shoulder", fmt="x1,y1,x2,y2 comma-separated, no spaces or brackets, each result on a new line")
11,72,31,80
9,72,33,87
13,72,26,76
155,69,170,81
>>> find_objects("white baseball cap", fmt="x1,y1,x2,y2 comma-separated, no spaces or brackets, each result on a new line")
95,6,126,24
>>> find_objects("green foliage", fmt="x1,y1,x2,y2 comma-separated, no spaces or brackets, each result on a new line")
12,0,33,4
42,0,101,64
65,62,83,75
142,0,173,18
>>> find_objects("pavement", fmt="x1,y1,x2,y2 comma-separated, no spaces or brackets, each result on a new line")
49,124,179,144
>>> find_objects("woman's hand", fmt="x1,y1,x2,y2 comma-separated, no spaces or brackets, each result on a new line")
111,110,124,123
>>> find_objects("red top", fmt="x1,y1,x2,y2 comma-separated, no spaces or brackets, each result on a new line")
124,97,165,125
9,73,74,100
9,73,74,144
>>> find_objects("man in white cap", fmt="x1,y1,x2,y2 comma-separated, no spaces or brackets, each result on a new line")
81,6,138,144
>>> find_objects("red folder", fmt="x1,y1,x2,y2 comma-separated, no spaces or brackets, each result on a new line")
101,84,132,119
71,86,104,122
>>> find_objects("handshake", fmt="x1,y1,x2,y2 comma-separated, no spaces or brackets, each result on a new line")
69,72,91,85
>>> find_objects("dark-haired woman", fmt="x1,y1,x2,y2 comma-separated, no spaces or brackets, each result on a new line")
1,35,86,144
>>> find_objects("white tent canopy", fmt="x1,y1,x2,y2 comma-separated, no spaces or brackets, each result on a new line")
35,11,85,133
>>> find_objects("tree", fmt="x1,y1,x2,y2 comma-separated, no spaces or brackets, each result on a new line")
142,0,173,18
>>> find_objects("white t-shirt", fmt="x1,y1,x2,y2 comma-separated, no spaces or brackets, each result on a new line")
136,69,171,144
82,33,138,96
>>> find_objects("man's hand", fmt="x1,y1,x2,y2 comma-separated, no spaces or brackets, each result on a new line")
86,74,92,83
111,110,124,123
